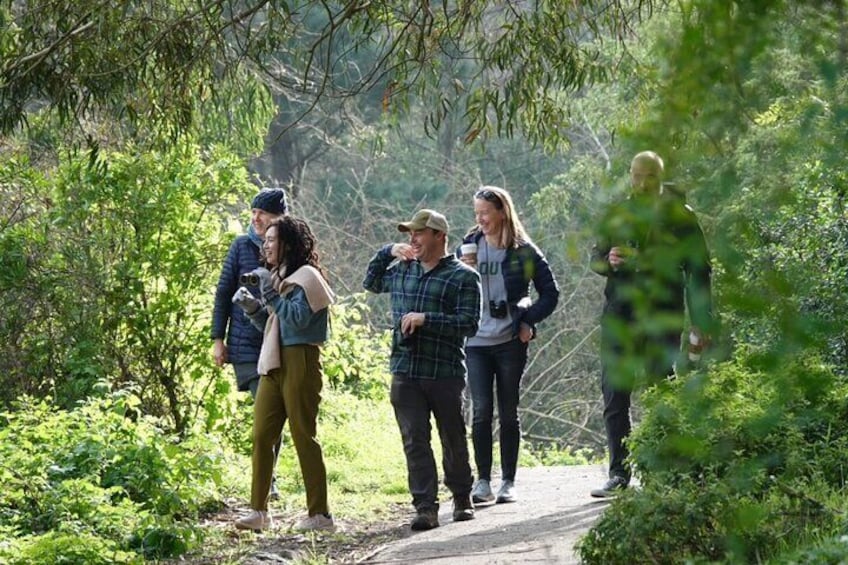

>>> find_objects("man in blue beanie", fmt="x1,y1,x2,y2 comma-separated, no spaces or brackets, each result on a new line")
211,187,288,493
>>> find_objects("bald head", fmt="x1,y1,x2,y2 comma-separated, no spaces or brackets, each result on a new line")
630,151,664,196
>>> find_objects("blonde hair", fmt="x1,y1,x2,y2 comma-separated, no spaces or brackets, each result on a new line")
472,185,529,249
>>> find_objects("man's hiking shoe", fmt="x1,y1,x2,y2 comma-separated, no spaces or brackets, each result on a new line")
590,476,628,498
496,479,516,503
410,506,440,531
452,494,475,522
471,478,495,503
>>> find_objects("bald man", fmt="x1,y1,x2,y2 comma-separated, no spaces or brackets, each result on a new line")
589,151,715,497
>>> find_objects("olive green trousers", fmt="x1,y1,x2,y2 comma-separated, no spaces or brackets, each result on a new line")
250,344,328,515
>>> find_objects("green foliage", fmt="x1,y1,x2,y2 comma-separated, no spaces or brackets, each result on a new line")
778,535,848,564
630,352,846,487
322,296,392,400
577,477,833,564
578,352,848,564
545,2,848,562
0,0,275,145
612,1,848,364
525,445,592,467
0,143,256,433
0,393,234,563
0,1,657,146
2,531,140,565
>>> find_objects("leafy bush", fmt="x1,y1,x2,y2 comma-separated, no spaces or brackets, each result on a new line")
578,352,848,563
322,296,392,401
0,393,232,562
777,535,848,564
631,350,848,488
1,531,140,565
0,144,257,436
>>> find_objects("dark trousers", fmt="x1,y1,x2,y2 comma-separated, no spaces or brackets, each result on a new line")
466,339,528,482
601,313,681,481
390,375,474,511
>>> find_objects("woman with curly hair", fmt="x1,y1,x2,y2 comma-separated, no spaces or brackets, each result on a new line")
233,216,336,532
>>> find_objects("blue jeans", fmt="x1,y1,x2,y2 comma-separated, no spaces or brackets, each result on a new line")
390,375,473,511
466,338,528,482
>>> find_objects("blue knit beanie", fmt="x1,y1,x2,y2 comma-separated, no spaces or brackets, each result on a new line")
251,188,288,215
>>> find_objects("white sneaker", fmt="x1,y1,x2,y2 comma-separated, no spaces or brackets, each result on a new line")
496,480,516,503
293,513,336,532
235,510,273,531
471,479,495,503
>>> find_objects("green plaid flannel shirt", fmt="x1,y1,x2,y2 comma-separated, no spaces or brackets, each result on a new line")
363,244,481,379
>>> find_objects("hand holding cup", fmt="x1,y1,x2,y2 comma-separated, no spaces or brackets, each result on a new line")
460,243,478,267
609,246,636,270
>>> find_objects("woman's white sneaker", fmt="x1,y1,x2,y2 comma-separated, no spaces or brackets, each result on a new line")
293,513,335,532
235,510,273,532
496,480,516,503
471,479,495,503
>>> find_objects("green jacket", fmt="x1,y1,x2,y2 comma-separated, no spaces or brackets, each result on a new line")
591,194,714,333
363,245,481,379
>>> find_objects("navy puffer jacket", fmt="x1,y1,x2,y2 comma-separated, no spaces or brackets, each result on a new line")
211,234,263,364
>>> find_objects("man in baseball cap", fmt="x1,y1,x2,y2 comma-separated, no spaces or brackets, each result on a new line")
397,209,449,234
363,208,481,531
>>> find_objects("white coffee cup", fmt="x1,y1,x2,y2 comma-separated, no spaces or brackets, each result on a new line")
460,243,478,263
688,331,702,362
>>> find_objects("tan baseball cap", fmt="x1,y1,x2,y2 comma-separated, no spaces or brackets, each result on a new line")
397,209,449,233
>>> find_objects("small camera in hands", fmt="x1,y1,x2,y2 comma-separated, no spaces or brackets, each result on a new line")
231,286,260,314
489,300,508,319
240,272,261,286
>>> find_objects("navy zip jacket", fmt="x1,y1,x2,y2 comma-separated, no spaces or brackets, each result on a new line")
459,231,560,338
211,234,264,365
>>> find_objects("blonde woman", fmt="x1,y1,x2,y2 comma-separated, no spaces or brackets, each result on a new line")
458,186,559,504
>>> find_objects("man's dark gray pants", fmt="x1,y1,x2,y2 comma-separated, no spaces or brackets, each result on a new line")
601,327,681,482
390,375,474,511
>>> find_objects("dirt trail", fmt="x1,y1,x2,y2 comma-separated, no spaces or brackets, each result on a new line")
358,464,611,565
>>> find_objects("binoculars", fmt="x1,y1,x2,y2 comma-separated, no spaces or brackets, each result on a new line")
240,272,261,286
489,300,508,319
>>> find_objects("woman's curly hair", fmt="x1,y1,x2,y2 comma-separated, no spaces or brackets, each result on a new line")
267,216,327,279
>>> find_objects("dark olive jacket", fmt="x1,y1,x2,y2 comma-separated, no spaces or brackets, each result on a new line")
590,194,714,332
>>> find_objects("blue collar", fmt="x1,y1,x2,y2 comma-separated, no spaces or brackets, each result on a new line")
247,224,263,248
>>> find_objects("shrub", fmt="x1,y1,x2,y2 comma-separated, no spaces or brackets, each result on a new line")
0,531,140,565
578,351,848,563
630,351,848,489
0,393,231,562
322,296,392,401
